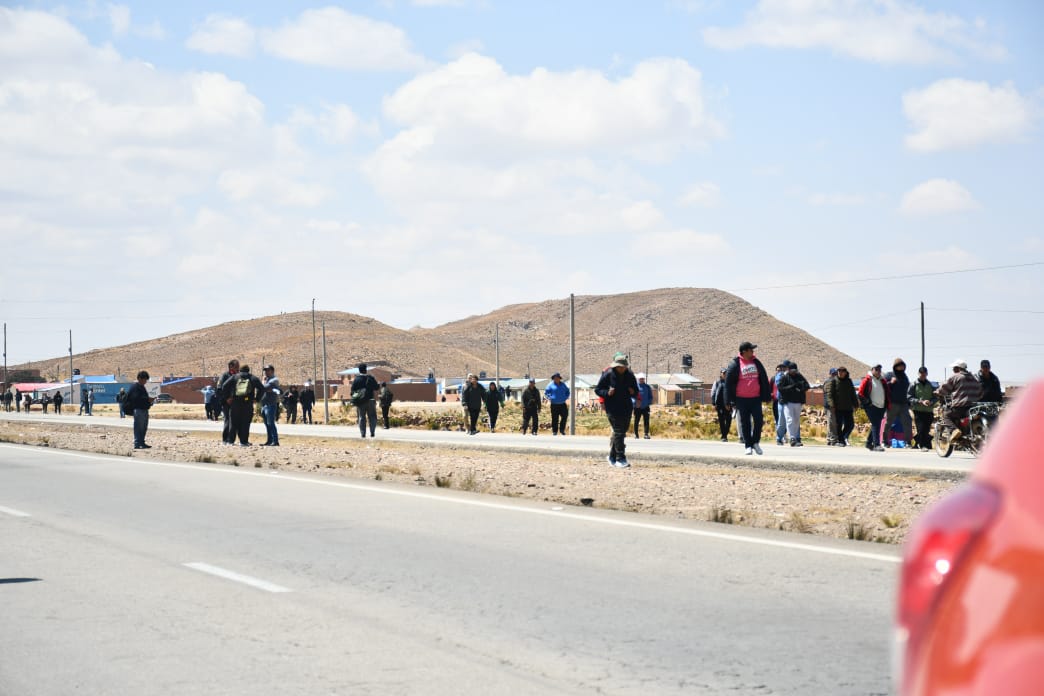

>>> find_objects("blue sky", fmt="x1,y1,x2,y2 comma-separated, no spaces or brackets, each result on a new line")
1,0,1042,382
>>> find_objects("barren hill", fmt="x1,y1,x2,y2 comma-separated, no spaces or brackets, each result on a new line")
21,289,865,384
416,288,866,382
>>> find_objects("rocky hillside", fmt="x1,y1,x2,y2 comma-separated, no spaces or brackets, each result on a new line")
20,289,865,384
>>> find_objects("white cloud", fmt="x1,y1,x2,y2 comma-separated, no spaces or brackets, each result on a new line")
903,79,1034,152
631,229,730,257
217,168,330,207
288,103,378,144
382,53,723,158
107,3,130,36
900,179,980,215
703,0,1007,64
185,15,256,57
678,181,720,207
808,192,865,206
260,7,427,71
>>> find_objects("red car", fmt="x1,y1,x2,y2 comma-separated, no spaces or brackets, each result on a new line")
895,379,1044,695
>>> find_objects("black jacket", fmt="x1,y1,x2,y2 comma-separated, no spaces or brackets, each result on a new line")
222,372,264,404
595,368,640,417
723,356,771,404
521,386,541,412
710,378,728,409
299,388,315,407
351,374,379,403
977,371,1003,402
484,388,503,412
778,370,810,404
828,376,857,411
125,382,152,411
461,382,486,410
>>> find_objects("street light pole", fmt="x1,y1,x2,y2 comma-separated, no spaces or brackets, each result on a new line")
322,320,329,424
311,299,318,390
569,293,576,435
495,323,500,387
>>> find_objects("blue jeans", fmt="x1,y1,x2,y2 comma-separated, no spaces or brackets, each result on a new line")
864,404,885,448
261,403,279,444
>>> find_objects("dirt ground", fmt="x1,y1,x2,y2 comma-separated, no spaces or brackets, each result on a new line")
0,416,964,545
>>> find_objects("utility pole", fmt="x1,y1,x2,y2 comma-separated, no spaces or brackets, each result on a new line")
321,321,329,424
569,293,576,435
645,343,649,376
495,323,500,387
3,323,7,398
920,301,926,369
68,330,73,405
311,299,318,390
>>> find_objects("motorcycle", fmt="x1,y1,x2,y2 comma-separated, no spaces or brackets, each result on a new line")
933,399,1002,458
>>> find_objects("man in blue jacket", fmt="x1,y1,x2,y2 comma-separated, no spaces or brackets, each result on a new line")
595,352,639,467
544,372,571,435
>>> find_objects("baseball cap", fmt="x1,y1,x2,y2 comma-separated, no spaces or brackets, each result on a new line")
263,364,274,371
612,352,629,367
950,359,967,370
551,372,562,379
739,341,757,353
829,368,838,375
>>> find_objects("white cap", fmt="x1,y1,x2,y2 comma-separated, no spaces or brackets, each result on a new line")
636,372,646,379
950,359,967,370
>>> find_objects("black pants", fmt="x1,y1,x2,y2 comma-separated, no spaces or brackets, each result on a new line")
734,397,763,448
913,410,934,448
714,406,731,440
550,402,568,434
606,410,631,461
836,410,855,444
287,404,297,424
230,403,254,445
488,408,499,431
522,409,539,434
630,404,647,438
467,408,480,433
222,404,235,443
381,404,391,429
301,405,312,424
941,406,969,436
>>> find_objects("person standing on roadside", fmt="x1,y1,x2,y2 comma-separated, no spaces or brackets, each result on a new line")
595,351,639,467
217,359,240,444
777,362,810,446
86,388,95,415
284,385,299,424
223,365,263,446
351,363,380,438
883,358,912,447
858,364,890,452
545,372,571,436
378,382,394,429
126,370,154,449
711,368,732,442
461,373,486,435
53,389,64,415
976,359,1003,403
829,367,857,446
724,342,771,456
908,366,937,450
260,364,281,446
299,382,315,424
521,378,541,435
484,382,503,432
822,368,839,445
632,373,653,440
773,362,789,445
79,386,88,416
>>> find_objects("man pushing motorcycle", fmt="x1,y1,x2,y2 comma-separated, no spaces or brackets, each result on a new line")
935,359,984,447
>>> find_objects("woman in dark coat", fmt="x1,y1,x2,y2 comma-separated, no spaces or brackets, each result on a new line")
484,382,504,432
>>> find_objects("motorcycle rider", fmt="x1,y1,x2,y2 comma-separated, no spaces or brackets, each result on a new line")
935,360,983,447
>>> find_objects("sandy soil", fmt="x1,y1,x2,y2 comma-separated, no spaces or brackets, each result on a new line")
0,414,964,545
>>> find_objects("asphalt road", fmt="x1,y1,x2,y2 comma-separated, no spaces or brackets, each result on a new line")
1,443,899,695
0,410,974,474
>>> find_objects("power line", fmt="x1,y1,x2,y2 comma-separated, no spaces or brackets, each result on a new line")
811,308,919,331
929,308,1044,315
732,261,1044,292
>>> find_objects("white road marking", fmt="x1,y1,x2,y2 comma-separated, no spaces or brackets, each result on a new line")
0,504,31,517
183,562,292,593
2,443,903,564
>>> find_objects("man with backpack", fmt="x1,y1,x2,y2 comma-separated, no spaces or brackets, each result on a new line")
378,382,395,429
350,363,380,438
777,361,811,446
222,364,263,446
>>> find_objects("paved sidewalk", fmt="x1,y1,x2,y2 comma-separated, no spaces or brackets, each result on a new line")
0,411,974,475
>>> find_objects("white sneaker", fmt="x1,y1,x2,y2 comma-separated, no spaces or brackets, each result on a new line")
744,447,753,455
753,443,763,455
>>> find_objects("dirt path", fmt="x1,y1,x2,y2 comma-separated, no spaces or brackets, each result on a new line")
0,420,963,544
